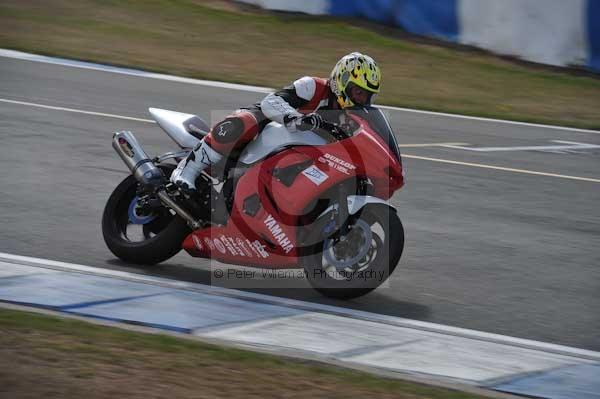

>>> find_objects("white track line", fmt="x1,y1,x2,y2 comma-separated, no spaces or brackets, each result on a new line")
441,140,600,152
2,97,598,183
402,154,600,183
377,105,600,135
1,48,598,135
0,98,155,123
1,251,599,361
0,49,271,94
399,142,469,148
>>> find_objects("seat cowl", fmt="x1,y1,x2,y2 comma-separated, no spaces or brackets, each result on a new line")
149,108,209,149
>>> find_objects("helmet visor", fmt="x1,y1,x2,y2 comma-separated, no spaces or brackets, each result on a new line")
345,82,375,106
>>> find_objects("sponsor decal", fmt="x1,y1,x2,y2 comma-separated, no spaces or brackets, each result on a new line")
216,121,233,137
251,240,269,259
213,238,227,254
220,235,238,256
301,165,329,186
237,238,254,258
208,235,271,258
225,236,245,257
192,235,203,251
264,214,294,254
318,153,356,175
247,239,262,258
204,238,215,250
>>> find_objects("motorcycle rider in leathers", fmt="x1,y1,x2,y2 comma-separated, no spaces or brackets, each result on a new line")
170,52,382,192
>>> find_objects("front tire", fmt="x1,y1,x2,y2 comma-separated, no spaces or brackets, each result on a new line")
102,174,190,265
302,204,404,299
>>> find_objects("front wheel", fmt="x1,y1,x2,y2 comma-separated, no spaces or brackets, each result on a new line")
102,173,190,265
302,204,404,299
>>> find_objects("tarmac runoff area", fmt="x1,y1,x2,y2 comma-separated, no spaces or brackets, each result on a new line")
1,252,599,399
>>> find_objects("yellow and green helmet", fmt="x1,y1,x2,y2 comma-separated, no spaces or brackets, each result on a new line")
330,52,381,108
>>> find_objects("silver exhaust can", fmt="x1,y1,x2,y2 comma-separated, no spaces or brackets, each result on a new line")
112,131,164,186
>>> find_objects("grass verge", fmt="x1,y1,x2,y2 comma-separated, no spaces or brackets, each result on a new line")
0,0,599,129
0,307,491,399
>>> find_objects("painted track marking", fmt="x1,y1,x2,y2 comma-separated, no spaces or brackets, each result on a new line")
1,48,598,135
441,140,600,152
402,154,600,183
399,142,469,148
0,98,155,123
2,97,598,184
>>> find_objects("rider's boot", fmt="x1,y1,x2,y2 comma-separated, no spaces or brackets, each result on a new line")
170,139,223,193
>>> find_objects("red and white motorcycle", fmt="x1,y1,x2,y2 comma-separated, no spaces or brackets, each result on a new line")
102,106,405,299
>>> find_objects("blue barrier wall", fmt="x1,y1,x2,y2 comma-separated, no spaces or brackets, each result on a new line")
588,0,600,72
329,0,458,41
394,0,458,41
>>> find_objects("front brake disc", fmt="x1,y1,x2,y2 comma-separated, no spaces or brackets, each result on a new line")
323,219,372,271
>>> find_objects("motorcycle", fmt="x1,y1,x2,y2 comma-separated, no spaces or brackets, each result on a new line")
102,106,405,299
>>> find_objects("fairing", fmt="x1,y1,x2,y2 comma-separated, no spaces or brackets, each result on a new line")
238,122,328,164
182,108,404,268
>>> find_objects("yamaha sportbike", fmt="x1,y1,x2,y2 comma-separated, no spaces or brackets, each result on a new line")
102,106,405,299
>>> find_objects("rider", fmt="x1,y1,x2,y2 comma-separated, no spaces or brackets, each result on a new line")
170,52,382,192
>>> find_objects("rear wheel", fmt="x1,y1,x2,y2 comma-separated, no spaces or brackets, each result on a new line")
102,173,190,265
302,204,404,299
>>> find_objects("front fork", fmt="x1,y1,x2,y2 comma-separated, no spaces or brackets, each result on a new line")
337,189,351,238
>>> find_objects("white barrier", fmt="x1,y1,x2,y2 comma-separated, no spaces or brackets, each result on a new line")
236,0,328,15
459,0,588,67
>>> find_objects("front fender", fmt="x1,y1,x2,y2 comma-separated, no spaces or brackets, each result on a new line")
318,195,391,219
299,195,393,246
346,195,390,215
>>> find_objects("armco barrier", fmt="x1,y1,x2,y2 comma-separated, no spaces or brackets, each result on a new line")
237,0,600,73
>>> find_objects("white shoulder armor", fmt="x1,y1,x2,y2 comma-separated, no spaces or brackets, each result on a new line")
293,76,316,101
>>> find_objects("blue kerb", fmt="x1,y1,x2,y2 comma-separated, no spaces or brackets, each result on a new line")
61,312,191,333
0,295,190,334
491,362,600,399
59,292,170,310
0,273,49,281
0,298,60,310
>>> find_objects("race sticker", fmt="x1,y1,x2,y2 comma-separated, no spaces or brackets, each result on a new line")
192,235,203,251
204,238,215,250
302,165,329,186
213,238,227,254
237,238,254,258
318,153,356,175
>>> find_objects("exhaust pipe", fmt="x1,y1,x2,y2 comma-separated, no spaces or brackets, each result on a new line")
112,131,164,187
112,131,203,230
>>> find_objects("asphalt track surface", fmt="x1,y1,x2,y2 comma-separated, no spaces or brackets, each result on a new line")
1,56,599,351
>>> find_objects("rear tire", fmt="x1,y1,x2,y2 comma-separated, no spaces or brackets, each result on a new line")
302,204,404,299
102,174,190,265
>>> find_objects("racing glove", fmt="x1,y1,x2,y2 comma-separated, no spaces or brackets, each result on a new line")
284,113,324,132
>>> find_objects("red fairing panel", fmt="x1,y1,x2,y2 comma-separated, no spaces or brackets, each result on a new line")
182,115,404,268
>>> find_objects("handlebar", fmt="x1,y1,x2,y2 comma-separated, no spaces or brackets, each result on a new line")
317,120,350,141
